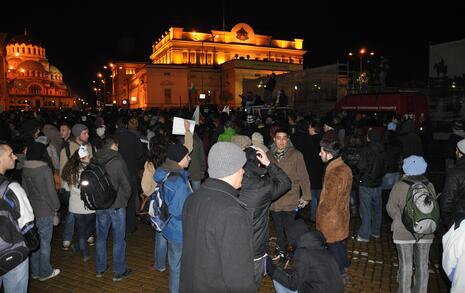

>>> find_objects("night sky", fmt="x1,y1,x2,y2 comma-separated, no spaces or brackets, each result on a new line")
1,1,464,101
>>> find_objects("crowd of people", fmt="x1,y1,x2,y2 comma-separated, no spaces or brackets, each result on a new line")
0,106,464,292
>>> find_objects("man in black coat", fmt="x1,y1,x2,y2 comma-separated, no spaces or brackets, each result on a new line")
180,142,256,293
267,219,344,293
239,146,291,286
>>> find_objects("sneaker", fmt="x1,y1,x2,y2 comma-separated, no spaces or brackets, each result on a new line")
354,235,369,242
39,269,60,281
31,275,40,280
96,271,106,278
87,236,95,246
113,269,133,281
83,255,92,262
371,234,381,239
62,241,71,251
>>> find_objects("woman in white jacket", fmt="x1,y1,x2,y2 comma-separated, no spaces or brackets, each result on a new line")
61,146,95,262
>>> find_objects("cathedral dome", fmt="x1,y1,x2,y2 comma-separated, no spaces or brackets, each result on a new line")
49,65,62,75
7,33,42,47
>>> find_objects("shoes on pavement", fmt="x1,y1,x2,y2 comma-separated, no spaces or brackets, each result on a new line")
39,269,60,281
87,236,95,246
113,269,133,281
96,270,106,278
371,234,381,239
62,241,71,251
353,234,369,242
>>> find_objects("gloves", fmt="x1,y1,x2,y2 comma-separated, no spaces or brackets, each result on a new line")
266,255,276,277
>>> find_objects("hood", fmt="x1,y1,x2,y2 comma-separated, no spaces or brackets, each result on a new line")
23,160,48,169
154,159,189,183
94,149,121,164
270,140,295,156
295,231,327,250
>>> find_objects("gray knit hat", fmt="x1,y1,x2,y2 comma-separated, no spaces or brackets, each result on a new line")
208,142,246,179
72,123,88,138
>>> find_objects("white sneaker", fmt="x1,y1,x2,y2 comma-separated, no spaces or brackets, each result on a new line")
87,236,95,246
39,269,60,281
62,241,71,251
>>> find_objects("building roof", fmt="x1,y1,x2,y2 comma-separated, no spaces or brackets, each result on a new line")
7,33,42,47
49,65,62,75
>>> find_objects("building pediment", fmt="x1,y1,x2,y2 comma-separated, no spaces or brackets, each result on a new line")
230,23,255,44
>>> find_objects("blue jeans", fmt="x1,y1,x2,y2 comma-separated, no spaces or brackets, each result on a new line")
167,241,183,293
273,279,297,293
358,186,382,239
154,232,167,271
396,243,431,293
190,180,201,192
30,216,53,278
382,172,400,190
309,189,321,221
96,208,127,275
327,241,348,274
62,211,75,242
0,258,29,293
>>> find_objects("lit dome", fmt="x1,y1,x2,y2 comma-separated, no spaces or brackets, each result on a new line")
49,65,62,75
7,34,42,47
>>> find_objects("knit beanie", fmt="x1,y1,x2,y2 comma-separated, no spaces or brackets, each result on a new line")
251,132,269,152
72,123,88,138
208,142,246,179
402,155,427,176
128,117,139,130
231,135,252,149
167,143,189,163
27,142,47,161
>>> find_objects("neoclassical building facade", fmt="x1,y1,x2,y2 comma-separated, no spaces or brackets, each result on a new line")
0,32,75,110
111,23,306,108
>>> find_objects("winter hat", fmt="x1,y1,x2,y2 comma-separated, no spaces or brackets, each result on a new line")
231,135,252,149
402,155,427,176
26,142,47,161
285,219,309,247
95,116,105,128
167,143,189,163
208,142,247,179
251,132,269,152
323,117,336,130
78,145,89,159
368,128,382,142
387,122,397,131
457,139,465,154
128,117,139,130
72,123,88,138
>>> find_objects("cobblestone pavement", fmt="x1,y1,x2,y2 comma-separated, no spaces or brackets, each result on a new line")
28,210,450,293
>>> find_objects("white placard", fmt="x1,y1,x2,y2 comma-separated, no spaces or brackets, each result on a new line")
172,117,195,135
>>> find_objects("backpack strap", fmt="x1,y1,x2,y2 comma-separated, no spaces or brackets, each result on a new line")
401,177,436,198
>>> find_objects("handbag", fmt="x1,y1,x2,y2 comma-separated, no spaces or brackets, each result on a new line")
21,223,40,252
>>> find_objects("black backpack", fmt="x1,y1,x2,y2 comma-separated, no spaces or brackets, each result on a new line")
0,178,30,276
80,158,116,210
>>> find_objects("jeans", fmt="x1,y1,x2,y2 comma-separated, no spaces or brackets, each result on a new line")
271,211,296,251
382,172,400,190
273,279,298,293
96,208,127,275
62,211,75,242
73,213,95,258
396,243,431,293
30,216,53,278
0,258,29,293
327,241,348,274
154,232,167,271
358,186,382,239
309,189,321,222
167,241,182,293
190,180,201,192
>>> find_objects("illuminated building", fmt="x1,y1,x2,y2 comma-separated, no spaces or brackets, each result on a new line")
0,31,75,111
112,23,306,108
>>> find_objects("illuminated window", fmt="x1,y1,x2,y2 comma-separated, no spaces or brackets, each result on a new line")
164,88,172,103
29,85,42,95
190,52,195,64
28,47,31,54
207,53,212,65
22,47,25,54
183,52,188,64
34,48,37,54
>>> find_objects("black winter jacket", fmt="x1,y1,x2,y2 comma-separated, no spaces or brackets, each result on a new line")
291,131,324,189
271,231,344,293
441,156,465,229
113,128,146,174
94,149,132,209
180,178,257,293
397,119,423,158
357,142,386,187
239,156,291,258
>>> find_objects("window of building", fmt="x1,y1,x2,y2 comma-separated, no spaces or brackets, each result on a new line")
207,53,212,65
164,88,172,104
183,52,188,64
27,47,31,54
190,52,195,64
22,47,25,54
164,72,171,76
29,85,42,95
34,48,37,54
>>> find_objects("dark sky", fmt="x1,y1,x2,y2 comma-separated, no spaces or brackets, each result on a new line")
1,1,464,100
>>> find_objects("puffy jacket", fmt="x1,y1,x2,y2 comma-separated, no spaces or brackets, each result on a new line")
239,149,291,258
271,231,344,293
357,142,386,187
154,159,191,244
441,156,465,230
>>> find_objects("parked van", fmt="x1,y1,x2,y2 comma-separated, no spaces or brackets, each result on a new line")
334,92,429,126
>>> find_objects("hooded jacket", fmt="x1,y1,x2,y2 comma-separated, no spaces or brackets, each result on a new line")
180,178,256,293
94,149,131,209
239,147,291,258
154,159,191,244
22,160,60,218
271,231,344,293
